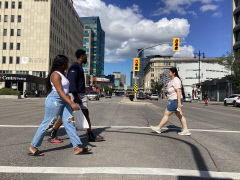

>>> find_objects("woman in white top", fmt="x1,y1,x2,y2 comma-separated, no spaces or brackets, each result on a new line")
29,55,91,156
151,67,191,136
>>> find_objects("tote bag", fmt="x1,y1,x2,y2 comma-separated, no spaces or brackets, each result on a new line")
73,109,89,130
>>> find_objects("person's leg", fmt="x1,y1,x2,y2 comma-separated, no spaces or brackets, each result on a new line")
151,109,173,134
50,117,63,139
30,94,63,154
175,111,191,135
175,111,188,130
158,109,173,128
62,104,91,154
82,109,92,133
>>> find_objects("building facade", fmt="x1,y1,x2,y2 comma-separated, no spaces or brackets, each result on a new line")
233,0,240,51
0,0,83,93
112,72,126,87
144,57,231,97
81,17,105,79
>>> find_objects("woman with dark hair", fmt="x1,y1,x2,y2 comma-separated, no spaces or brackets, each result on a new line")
28,55,91,156
151,67,191,136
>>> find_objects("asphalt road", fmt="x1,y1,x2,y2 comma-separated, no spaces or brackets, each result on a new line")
0,97,240,180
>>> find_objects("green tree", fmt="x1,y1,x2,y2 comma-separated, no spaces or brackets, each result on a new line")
151,82,163,94
104,86,112,94
218,51,240,92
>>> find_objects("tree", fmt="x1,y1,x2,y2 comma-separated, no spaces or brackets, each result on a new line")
151,82,163,94
218,51,240,77
104,86,112,94
218,51,240,93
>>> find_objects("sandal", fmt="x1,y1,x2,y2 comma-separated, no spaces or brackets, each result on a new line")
28,150,44,156
74,147,92,155
49,137,64,143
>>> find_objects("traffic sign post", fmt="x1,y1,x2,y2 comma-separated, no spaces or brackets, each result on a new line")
133,58,140,101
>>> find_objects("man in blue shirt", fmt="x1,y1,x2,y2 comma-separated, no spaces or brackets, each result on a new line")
49,49,104,142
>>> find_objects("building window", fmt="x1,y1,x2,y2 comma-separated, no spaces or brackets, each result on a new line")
0,15,1,22
10,29,14,36
12,1,15,9
16,57,20,64
3,43,7,50
17,29,21,36
2,56,6,64
17,43,20,50
9,56,13,64
10,43,13,50
5,1,8,9
18,15,21,22
4,15,8,22
11,15,14,22
0,2,2,8
18,1,22,9
3,29,7,36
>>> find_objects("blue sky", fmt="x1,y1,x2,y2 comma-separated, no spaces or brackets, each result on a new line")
74,0,232,85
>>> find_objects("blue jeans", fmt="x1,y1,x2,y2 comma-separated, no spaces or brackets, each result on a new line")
31,91,82,148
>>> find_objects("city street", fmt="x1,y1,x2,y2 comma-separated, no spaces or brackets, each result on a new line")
0,97,240,180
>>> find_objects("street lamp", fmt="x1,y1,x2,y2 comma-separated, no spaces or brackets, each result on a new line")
194,51,206,100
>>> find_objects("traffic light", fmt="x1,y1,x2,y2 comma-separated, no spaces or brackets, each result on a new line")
173,38,180,51
133,58,140,72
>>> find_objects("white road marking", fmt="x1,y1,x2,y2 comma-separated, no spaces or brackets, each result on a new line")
0,125,240,134
0,166,239,179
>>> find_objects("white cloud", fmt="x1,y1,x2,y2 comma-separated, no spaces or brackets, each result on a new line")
154,0,221,16
212,12,222,17
73,0,194,62
200,4,218,12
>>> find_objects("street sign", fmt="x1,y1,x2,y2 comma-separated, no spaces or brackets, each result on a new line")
173,38,180,51
133,58,140,72
134,84,138,93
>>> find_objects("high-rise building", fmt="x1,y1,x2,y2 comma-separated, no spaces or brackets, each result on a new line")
233,0,240,51
112,72,126,87
81,17,105,78
0,0,83,93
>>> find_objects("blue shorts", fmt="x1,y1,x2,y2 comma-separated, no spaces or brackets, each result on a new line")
167,99,183,112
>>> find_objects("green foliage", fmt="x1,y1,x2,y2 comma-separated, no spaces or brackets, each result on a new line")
226,75,240,93
218,51,240,76
104,86,112,94
151,82,163,94
0,88,20,95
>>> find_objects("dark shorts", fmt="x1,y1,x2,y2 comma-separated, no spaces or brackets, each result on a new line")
167,99,183,112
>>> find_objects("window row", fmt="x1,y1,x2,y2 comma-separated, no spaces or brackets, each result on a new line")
2,56,20,64
3,29,21,36
0,1,22,9
0,15,22,23
2,43,21,50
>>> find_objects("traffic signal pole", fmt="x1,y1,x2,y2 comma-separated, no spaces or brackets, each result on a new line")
133,40,186,101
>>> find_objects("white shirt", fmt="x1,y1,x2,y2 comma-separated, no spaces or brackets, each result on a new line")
50,71,69,95
167,77,182,100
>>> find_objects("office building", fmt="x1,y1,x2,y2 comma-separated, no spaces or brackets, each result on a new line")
81,17,105,79
0,0,84,94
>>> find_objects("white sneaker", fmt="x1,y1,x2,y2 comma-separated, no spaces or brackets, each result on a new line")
151,126,161,134
178,130,191,136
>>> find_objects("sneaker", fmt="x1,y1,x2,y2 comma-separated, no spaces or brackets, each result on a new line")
150,126,161,134
178,130,191,136
88,132,104,142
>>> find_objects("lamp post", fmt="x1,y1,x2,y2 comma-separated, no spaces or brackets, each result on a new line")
194,51,205,100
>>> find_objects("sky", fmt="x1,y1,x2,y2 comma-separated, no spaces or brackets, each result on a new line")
73,0,232,85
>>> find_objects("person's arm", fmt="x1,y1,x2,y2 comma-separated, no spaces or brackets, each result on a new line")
51,72,79,111
173,78,183,110
67,68,82,104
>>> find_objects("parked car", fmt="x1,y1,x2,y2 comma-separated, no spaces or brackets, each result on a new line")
150,94,159,101
105,93,112,98
137,92,146,100
235,96,240,107
184,96,192,103
224,94,240,107
87,91,100,101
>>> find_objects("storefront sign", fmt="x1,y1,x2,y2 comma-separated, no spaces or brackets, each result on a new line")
0,75,26,81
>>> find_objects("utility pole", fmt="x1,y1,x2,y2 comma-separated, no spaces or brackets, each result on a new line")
194,51,205,100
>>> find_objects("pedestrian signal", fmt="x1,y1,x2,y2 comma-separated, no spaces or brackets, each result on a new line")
173,38,180,51
133,58,140,72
